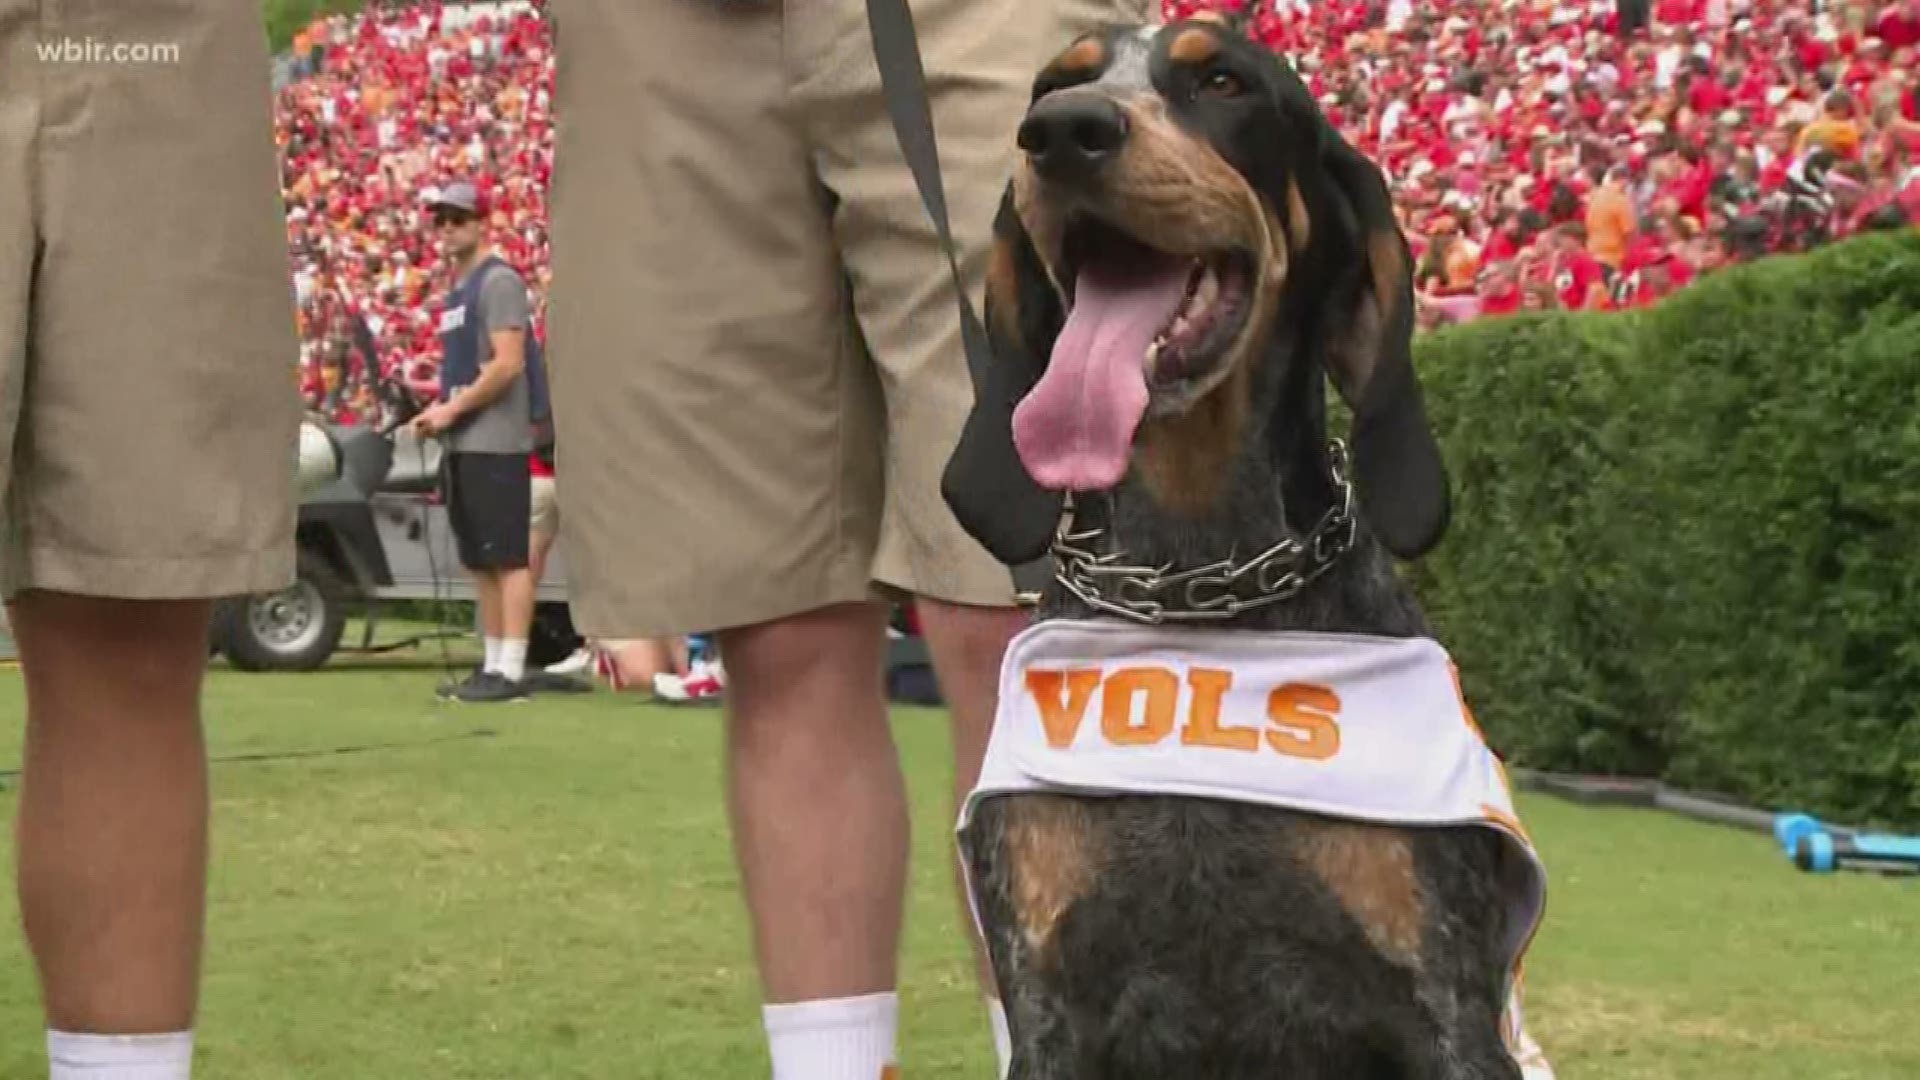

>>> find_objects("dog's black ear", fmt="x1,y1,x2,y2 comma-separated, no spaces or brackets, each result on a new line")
1315,134,1450,560
941,185,1067,568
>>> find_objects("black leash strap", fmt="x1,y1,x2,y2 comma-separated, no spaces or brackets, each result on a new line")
866,0,1053,597
865,0,996,397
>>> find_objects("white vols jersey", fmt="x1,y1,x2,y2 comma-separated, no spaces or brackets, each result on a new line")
958,619,1554,1079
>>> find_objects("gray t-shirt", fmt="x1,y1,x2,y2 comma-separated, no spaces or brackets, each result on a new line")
446,261,535,455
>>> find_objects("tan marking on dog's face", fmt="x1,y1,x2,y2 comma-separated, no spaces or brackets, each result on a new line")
1293,820,1425,969
1168,26,1221,65
1054,35,1108,79
1356,230,1406,394
1286,178,1312,253
1097,96,1265,262
1133,351,1253,515
986,232,1024,344
1012,162,1069,302
1004,795,1098,965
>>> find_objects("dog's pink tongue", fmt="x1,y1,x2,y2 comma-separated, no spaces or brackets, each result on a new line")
1012,258,1191,490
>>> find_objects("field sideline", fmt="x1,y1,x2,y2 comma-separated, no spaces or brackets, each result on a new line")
0,651,1915,1078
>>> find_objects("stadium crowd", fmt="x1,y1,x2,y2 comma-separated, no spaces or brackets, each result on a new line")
279,1,551,421
280,0,1920,417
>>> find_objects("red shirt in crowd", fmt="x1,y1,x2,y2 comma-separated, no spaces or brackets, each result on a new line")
1874,8,1920,49
1656,0,1703,23
1479,283,1524,316
1548,249,1609,310
1689,77,1731,116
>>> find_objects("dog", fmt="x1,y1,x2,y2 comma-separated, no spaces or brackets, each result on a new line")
942,18,1552,1080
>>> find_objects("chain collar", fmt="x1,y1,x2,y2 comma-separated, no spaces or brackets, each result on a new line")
1029,440,1359,625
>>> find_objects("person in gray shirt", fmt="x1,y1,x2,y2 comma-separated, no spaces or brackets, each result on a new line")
410,180,539,703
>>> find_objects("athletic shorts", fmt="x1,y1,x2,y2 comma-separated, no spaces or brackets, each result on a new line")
546,0,1154,639
444,452,531,572
0,1,300,601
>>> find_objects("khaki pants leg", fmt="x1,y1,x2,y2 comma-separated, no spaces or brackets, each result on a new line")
548,0,1152,638
789,0,1156,609
547,0,886,640
0,0,299,602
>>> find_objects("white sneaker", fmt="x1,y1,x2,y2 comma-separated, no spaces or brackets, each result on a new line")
655,659,724,704
546,647,593,676
651,670,689,700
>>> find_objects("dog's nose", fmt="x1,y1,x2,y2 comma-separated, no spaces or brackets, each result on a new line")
1018,96,1129,183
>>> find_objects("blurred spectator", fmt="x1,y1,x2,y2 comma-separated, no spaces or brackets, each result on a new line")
1587,165,1640,269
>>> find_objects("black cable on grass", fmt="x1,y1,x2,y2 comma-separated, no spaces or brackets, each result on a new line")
0,728,497,788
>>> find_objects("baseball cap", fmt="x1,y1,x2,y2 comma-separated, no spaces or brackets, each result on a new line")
425,180,488,218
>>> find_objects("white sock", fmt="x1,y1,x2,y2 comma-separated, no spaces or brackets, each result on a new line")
498,638,528,683
987,998,1012,1079
483,636,503,673
48,1030,193,1079
762,991,898,1080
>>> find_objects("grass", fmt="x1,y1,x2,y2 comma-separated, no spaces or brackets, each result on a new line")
0,638,1916,1078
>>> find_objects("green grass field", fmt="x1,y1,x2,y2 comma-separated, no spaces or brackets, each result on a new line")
0,640,1916,1079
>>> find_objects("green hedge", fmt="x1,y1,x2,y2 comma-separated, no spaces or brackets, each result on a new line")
1409,230,1920,831
264,0,364,54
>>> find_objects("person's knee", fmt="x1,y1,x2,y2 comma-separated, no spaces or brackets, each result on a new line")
11,591,213,658
530,528,556,563
10,593,214,714
718,605,891,753
718,602,889,684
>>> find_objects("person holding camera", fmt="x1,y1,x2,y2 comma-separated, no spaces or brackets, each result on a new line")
410,180,542,703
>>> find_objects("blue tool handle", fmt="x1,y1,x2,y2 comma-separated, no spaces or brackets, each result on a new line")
1793,832,1920,875
1849,834,1920,861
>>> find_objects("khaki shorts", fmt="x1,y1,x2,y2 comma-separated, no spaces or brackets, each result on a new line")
0,1,299,602
530,474,559,538
547,0,1153,639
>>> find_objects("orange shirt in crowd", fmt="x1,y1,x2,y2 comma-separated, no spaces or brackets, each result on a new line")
1586,185,1636,269
1444,238,1483,291
1797,118,1862,158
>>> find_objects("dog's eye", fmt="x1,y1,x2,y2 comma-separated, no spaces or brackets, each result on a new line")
1198,69,1245,98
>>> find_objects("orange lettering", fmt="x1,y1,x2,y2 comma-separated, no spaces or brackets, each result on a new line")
1267,682,1341,760
1180,667,1259,751
1448,662,1487,741
1450,662,1517,803
1102,666,1178,745
1026,669,1102,748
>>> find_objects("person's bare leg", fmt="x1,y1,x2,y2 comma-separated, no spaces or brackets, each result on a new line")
718,601,906,1002
528,528,556,587
498,567,536,646
611,639,669,689
915,598,1029,1062
471,571,500,637
11,592,213,1034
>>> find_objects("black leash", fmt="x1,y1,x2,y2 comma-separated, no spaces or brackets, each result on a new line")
864,0,992,395
0,728,498,787
864,0,1053,597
